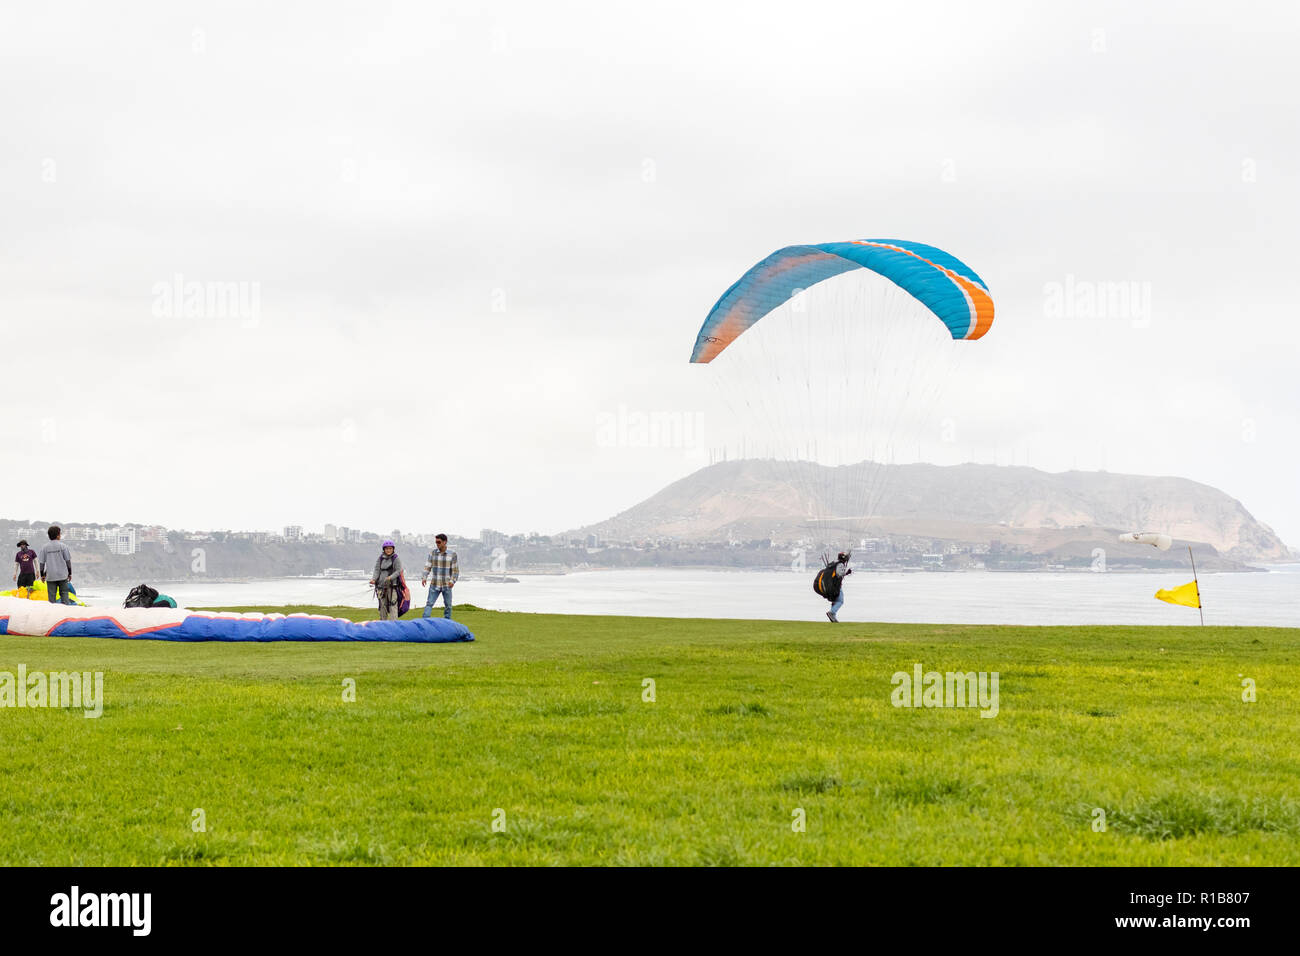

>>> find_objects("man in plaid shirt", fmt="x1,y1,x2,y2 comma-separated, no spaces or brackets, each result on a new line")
421,533,459,619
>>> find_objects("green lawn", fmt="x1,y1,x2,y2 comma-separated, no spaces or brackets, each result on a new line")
1,606,1297,865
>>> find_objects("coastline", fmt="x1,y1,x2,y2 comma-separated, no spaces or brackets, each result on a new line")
77,562,1286,589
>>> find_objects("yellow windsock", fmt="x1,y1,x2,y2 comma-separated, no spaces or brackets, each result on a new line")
1155,580,1200,608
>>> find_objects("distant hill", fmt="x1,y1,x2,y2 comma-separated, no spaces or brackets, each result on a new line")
570,460,1291,564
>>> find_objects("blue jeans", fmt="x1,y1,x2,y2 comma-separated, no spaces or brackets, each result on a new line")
830,593,844,616
424,586,453,619
47,580,73,605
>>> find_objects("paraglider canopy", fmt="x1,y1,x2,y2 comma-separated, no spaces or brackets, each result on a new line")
688,238,995,543
691,239,994,364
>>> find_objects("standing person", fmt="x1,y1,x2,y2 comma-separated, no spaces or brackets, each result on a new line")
370,540,404,621
38,526,74,605
421,533,459,619
12,540,38,597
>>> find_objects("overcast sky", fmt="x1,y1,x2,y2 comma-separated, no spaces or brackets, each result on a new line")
3,0,1297,546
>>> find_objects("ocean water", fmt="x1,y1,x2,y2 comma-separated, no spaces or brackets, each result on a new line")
71,565,1300,628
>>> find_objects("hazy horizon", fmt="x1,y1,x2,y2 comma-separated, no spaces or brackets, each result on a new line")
1,456,1292,550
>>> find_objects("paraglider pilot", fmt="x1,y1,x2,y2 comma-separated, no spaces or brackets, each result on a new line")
371,540,405,621
813,551,852,623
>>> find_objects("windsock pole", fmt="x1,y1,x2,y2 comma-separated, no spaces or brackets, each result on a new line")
1188,545,1204,626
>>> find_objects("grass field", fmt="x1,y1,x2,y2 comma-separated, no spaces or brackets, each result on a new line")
2,605,1298,865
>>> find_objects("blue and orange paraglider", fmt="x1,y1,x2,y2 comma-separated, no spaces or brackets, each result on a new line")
691,239,993,364
690,238,994,544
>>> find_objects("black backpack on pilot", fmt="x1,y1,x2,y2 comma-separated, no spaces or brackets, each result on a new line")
812,561,842,602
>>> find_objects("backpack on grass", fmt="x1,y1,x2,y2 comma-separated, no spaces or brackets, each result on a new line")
124,584,177,609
